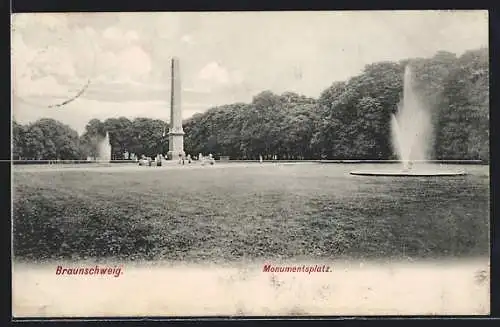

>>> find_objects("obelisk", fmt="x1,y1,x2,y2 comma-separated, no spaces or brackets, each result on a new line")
167,57,185,160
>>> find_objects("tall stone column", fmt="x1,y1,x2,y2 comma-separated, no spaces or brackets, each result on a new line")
167,57,185,160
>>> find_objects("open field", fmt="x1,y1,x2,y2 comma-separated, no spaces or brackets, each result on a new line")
13,163,489,262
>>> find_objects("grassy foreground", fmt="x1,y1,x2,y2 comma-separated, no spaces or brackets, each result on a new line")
13,164,490,262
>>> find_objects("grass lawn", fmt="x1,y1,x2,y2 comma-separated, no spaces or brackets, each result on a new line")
12,163,490,262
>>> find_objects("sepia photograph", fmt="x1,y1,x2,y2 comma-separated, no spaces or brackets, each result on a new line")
11,10,489,317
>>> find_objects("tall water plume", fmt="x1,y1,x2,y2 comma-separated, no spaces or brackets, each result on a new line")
391,65,433,169
97,132,112,162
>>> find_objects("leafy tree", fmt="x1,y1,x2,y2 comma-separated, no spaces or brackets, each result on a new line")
13,121,26,160
20,119,82,160
128,118,167,158
103,117,133,159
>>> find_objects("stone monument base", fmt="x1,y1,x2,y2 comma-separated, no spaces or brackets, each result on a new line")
167,151,185,161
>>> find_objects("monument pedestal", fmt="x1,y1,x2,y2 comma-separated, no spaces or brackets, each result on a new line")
167,130,185,160
167,151,186,160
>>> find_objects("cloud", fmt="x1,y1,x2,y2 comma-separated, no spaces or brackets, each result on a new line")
118,46,152,75
11,19,96,100
11,34,38,77
14,76,70,99
12,13,68,32
36,14,68,30
78,44,154,102
125,30,140,41
102,26,121,39
181,34,194,44
154,14,182,40
195,62,245,93
198,62,230,84
102,26,140,44
30,46,76,79
22,23,148,90
92,45,152,84
11,33,78,100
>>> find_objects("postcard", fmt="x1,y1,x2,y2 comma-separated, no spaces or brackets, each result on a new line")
11,10,490,317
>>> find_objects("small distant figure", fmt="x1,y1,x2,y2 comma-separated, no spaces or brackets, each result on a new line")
259,155,263,163
138,154,146,166
178,153,182,164
208,153,215,165
187,154,192,164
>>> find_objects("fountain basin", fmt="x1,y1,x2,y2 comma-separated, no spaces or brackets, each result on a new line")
350,169,466,177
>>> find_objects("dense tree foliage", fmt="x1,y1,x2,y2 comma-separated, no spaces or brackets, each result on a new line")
13,118,82,160
183,47,488,161
13,47,488,161
14,117,169,160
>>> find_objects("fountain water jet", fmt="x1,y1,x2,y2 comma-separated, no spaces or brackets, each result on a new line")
350,65,465,177
97,132,111,163
390,65,433,170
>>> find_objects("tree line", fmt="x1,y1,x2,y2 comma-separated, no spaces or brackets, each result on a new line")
12,47,489,161
13,117,168,160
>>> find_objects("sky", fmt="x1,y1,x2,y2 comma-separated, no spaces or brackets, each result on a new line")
11,10,488,134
